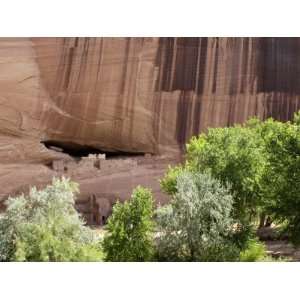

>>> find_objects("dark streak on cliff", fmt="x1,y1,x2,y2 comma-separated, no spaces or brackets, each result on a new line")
176,91,190,147
256,38,300,120
155,37,209,94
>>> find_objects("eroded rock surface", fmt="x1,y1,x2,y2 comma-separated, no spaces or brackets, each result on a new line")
2,38,300,159
1,38,300,219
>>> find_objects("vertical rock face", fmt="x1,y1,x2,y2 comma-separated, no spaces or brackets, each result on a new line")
1,37,300,209
1,37,300,161
154,37,300,150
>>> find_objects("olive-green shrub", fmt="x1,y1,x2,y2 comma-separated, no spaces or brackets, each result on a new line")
239,238,268,262
102,186,155,261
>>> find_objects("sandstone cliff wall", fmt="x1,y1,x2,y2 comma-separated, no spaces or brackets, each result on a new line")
1,37,300,162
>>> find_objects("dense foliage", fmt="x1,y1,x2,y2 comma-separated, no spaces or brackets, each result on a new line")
0,178,103,262
161,120,267,225
161,112,300,247
260,118,300,244
156,171,241,261
189,122,268,223
102,186,155,261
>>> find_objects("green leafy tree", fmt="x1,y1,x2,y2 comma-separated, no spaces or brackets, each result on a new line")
0,177,103,262
260,118,300,244
161,112,300,246
103,186,155,261
156,171,241,261
162,120,267,225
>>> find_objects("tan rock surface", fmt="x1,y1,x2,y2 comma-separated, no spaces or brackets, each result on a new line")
1,37,300,216
2,38,300,158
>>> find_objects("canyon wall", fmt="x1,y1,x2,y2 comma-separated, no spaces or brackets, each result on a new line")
1,37,300,163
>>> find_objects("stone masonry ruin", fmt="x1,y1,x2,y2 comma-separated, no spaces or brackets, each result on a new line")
43,142,141,225
50,153,138,175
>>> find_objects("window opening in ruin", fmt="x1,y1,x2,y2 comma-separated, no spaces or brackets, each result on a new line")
93,214,97,224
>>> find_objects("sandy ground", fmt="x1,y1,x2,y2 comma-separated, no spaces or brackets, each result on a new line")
265,241,300,261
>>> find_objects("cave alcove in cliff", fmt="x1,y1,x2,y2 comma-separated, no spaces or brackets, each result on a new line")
41,140,145,159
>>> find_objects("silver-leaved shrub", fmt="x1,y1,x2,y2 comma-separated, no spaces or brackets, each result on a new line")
0,177,103,262
156,171,240,261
